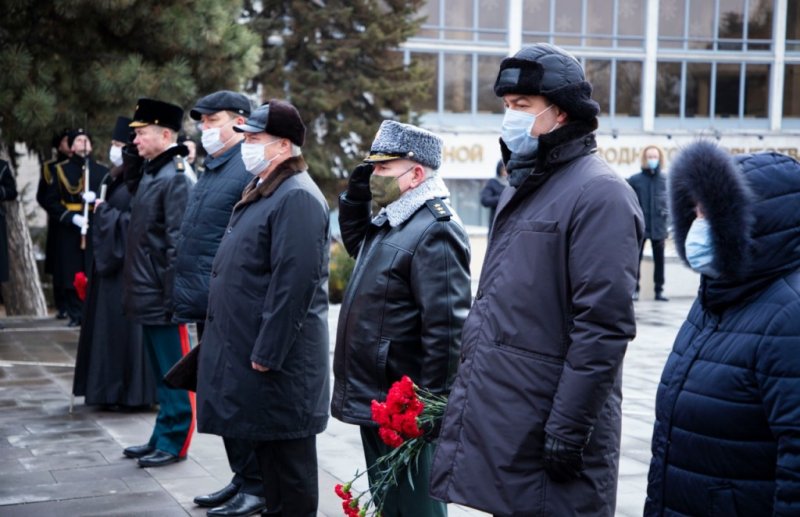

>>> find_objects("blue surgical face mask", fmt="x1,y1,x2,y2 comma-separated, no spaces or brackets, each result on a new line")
501,105,554,157
647,158,659,170
685,217,719,278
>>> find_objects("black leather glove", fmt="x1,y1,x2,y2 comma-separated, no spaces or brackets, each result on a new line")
346,162,373,202
543,433,585,483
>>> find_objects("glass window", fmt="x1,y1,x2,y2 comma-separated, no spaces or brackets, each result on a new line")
617,0,646,47
743,64,769,117
477,55,504,114
444,0,474,40
478,0,508,42
443,179,489,227
714,63,741,118
688,0,714,49
584,60,610,115
444,54,472,113
659,0,686,48
787,0,800,50
586,0,614,47
616,61,642,116
554,0,582,46
656,62,681,116
747,0,772,50
784,65,800,117
523,0,552,35
418,0,441,39
686,63,712,117
411,52,439,113
717,0,745,49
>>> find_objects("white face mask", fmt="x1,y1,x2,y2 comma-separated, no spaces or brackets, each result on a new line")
501,105,555,157
201,119,236,155
108,145,123,167
241,139,280,176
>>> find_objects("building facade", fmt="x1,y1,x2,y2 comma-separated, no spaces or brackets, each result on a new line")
401,0,800,227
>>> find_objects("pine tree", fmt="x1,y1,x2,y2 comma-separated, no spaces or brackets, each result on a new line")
244,0,431,180
0,0,260,314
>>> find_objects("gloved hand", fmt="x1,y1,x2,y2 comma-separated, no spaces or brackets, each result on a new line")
81,191,97,203
346,162,374,202
71,214,87,229
543,433,585,483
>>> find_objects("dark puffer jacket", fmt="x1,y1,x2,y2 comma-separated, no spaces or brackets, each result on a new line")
172,143,252,322
627,166,669,240
645,143,800,516
123,146,193,325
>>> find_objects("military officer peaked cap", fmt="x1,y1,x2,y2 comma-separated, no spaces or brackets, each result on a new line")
129,98,184,131
365,120,443,170
190,91,252,120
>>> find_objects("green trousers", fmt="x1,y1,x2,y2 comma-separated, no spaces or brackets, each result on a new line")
360,426,447,517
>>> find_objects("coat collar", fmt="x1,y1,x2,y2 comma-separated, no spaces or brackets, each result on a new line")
234,156,307,210
143,144,188,175
204,141,243,172
375,174,450,228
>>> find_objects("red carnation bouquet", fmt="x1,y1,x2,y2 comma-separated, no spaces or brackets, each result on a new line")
334,375,447,517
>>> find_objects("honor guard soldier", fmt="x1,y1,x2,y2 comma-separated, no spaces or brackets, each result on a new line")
121,98,196,468
39,128,107,327
38,128,73,319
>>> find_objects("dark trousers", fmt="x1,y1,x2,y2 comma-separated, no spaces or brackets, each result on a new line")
360,426,446,517
224,437,264,496
637,238,665,293
253,435,318,516
142,324,195,457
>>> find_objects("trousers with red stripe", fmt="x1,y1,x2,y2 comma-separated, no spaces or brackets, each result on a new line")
142,324,195,457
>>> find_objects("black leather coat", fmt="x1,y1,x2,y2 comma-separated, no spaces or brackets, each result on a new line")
123,146,193,325
331,193,472,426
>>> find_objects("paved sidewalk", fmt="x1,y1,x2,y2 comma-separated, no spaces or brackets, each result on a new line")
0,294,694,516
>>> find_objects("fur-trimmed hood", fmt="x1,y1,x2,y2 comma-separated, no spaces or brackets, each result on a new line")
670,140,800,310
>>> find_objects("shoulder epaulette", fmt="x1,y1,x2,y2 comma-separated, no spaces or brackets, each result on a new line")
425,198,452,221
173,155,185,172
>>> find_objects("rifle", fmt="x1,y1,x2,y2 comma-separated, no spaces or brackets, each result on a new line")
80,141,90,250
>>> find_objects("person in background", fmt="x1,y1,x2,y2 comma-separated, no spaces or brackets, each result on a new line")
430,43,643,517
0,159,19,284
38,129,72,319
331,120,471,517
645,141,800,516
121,98,195,468
173,91,266,517
196,100,330,517
479,159,508,228
72,116,157,410
39,129,107,327
627,145,669,301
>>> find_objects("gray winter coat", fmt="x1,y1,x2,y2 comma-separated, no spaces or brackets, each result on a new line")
196,157,331,441
430,122,644,516
123,146,193,325
172,143,252,322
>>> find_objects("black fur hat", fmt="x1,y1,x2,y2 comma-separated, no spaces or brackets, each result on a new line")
494,43,600,122
668,140,754,279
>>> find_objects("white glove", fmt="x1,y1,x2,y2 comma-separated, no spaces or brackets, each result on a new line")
71,214,87,229
81,191,97,203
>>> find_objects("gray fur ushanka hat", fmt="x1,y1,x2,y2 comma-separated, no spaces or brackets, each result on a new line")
365,120,443,170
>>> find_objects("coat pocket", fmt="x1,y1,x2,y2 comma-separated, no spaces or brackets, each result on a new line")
707,485,737,516
374,338,391,394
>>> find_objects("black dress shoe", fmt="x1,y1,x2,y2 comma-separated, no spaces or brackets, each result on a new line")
137,449,185,467
207,493,266,517
194,482,240,508
123,443,155,459
655,292,669,302
632,290,639,301
56,311,68,320
67,318,81,327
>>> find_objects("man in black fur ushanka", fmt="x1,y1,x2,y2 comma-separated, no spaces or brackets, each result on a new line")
331,120,471,516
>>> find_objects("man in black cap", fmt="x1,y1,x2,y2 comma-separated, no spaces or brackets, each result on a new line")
196,100,330,516
38,128,73,319
172,91,266,516
121,98,196,468
430,43,644,516
38,128,107,326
